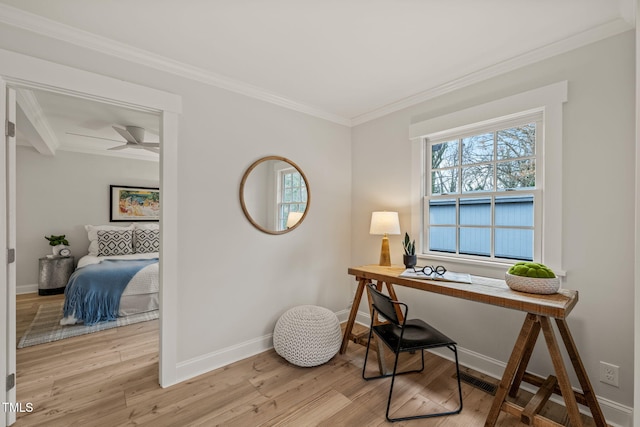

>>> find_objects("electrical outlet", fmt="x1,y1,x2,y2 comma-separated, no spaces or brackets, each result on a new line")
599,361,619,387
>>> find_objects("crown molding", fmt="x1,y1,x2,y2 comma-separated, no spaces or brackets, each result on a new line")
351,18,633,127
0,4,351,127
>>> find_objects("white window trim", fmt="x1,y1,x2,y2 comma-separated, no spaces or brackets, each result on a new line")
276,166,300,230
409,81,568,276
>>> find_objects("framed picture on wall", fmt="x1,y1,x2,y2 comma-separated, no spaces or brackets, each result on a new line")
110,185,160,222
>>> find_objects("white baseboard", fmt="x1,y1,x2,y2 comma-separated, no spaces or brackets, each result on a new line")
175,334,273,385
17,284,38,294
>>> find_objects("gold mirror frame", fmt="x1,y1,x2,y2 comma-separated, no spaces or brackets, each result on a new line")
239,155,310,235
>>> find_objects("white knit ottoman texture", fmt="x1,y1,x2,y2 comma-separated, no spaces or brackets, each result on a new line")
273,305,342,367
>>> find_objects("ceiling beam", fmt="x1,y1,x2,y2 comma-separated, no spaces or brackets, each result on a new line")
16,88,58,156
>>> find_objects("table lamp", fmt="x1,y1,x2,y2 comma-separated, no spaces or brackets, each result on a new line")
370,211,400,266
286,211,304,228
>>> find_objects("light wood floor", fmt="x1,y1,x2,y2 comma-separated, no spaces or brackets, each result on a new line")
14,293,601,426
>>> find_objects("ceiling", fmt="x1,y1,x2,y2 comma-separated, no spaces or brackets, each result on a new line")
15,88,160,161
0,1,635,158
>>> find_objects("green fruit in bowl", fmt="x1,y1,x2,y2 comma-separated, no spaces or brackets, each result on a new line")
507,262,556,279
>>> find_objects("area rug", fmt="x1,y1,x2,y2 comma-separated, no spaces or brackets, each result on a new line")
18,301,159,348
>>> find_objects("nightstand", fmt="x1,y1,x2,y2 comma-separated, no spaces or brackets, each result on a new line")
38,256,75,295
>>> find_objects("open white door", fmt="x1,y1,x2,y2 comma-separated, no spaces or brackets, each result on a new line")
1,79,17,427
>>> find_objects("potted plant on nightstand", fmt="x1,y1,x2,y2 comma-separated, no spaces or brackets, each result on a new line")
402,232,417,269
45,234,70,256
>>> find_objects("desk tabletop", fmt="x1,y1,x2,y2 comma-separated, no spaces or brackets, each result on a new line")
349,265,578,319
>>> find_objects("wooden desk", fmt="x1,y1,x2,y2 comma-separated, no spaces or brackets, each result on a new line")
341,265,606,427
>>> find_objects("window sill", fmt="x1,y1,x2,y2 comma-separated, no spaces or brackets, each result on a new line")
417,253,566,278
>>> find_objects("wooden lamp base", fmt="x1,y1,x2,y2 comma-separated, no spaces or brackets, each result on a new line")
379,235,391,266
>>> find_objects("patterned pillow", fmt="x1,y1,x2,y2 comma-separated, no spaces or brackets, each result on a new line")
97,230,134,256
85,224,134,256
134,229,160,254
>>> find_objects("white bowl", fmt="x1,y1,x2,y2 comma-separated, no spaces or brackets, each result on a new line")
505,272,560,295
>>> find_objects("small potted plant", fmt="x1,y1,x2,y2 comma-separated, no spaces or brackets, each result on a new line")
45,234,70,256
402,232,417,269
505,262,559,294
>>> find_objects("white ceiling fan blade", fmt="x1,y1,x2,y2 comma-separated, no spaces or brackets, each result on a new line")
126,126,145,143
112,126,138,143
66,132,123,143
138,142,160,148
108,144,129,151
127,143,148,149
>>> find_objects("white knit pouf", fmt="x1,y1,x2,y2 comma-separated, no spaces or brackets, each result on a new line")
273,305,342,367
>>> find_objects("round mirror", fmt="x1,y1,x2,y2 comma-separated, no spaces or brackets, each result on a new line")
240,156,310,234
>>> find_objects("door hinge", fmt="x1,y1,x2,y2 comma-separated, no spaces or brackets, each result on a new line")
5,120,15,138
6,373,15,391
7,248,15,264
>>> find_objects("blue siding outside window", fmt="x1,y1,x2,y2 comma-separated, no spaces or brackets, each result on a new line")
429,227,456,253
429,195,533,260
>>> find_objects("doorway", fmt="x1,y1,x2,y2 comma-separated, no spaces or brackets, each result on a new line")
0,48,180,427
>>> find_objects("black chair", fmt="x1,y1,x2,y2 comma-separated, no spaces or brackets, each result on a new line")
362,283,463,422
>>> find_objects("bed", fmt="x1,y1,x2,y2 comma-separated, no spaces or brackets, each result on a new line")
60,223,160,326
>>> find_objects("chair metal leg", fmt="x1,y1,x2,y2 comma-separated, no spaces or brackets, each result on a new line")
362,325,376,380
452,345,464,414
385,345,463,422
384,345,404,422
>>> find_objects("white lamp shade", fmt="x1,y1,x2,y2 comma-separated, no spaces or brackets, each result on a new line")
369,211,401,235
286,211,304,228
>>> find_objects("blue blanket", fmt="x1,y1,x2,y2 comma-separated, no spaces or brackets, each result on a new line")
63,258,158,326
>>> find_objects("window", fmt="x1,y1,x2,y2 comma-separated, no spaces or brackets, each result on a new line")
277,168,307,230
426,115,541,261
409,82,567,273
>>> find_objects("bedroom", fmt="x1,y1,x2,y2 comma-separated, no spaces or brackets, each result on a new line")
0,1,637,426
14,90,161,298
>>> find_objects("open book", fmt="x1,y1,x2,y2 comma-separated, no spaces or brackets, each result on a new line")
399,268,472,284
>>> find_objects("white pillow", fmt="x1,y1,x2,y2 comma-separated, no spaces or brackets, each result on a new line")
134,223,159,231
85,224,134,256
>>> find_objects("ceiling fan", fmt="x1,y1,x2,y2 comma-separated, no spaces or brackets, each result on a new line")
109,126,159,153
65,125,160,155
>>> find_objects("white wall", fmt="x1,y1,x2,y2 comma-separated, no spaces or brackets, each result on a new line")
351,30,635,415
15,147,159,291
0,22,353,377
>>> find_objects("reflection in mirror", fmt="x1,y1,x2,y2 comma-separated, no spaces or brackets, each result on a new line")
240,156,310,234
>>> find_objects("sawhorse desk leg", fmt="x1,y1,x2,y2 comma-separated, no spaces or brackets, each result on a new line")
340,277,369,354
556,318,607,426
485,313,607,427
